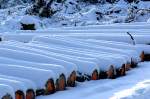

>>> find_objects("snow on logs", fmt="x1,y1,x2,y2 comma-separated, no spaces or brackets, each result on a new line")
0,64,56,96
0,42,98,82
32,42,127,78
31,42,126,78
54,36,150,62
0,47,77,88
42,35,149,62
65,38,146,62
54,33,150,45
0,24,149,98
1,40,125,79
0,84,15,99
0,74,36,99
0,78,28,99
26,41,126,78
82,39,150,62
31,37,132,78
0,56,67,92
33,36,139,63
61,24,150,30
1,29,150,44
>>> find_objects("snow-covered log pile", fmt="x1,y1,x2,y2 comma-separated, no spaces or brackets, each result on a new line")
0,47,77,93
0,23,150,99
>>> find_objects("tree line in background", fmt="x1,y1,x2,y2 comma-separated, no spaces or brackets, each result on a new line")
26,0,141,18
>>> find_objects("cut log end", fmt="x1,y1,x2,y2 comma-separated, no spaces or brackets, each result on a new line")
120,64,126,76
107,65,115,79
56,74,66,91
2,94,13,99
116,64,126,77
45,79,55,95
67,71,76,87
26,89,35,99
15,90,25,99
140,51,145,62
91,70,99,80
125,63,132,71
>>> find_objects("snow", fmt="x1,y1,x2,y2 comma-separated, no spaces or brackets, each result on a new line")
0,42,68,78
0,78,28,94
2,41,99,76
147,18,150,23
1,23,150,44
80,6,97,21
4,41,78,76
0,63,56,89
0,84,15,99
20,15,37,24
0,28,149,99
111,80,150,99
81,39,150,54
136,44,150,54
5,40,128,71
59,33,150,45
0,74,36,91
74,39,145,57
2,18,22,31
83,39,135,49
19,29,150,35
32,36,140,62
0,56,67,80
0,41,98,76
20,15,41,29
0,47,77,77
138,1,150,9
62,24,150,30
2,34,36,43
30,41,128,70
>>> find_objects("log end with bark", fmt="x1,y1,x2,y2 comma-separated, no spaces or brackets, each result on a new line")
15,90,25,99
67,71,76,87
2,94,13,99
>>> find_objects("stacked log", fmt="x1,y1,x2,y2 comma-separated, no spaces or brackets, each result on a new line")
0,47,77,89
0,75,36,99
0,64,56,96
31,36,132,78
0,56,67,93
0,84,15,99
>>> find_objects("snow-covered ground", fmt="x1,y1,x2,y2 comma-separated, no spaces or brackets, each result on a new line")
37,62,150,99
